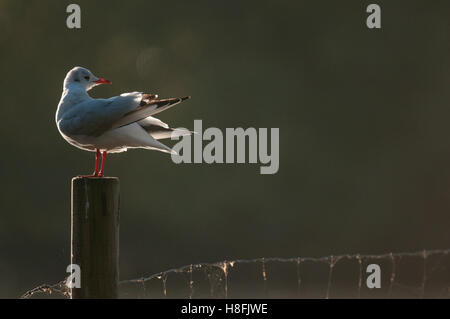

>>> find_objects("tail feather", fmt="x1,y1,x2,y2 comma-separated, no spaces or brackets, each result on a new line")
144,126,193,140
144,144,177,155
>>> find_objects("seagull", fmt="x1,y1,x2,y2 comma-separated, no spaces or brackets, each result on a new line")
56,66,191,177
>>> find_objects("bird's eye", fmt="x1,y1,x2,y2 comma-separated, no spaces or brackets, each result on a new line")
84,76,90,81
74,79,80,82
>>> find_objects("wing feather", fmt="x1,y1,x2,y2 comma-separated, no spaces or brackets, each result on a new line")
110,96,190,130
58,92,190,137
58,93,141,136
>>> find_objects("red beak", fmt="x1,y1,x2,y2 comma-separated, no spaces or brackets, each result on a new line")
95,78,112,85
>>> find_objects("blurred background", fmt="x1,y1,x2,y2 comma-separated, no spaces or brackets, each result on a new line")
1,0,450,298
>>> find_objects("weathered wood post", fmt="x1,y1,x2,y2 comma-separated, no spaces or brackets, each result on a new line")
71,177,120,298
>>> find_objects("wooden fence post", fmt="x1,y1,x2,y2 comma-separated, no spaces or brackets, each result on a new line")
70,177,120,298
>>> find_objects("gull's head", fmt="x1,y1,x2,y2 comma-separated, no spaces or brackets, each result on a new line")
63,66,111,91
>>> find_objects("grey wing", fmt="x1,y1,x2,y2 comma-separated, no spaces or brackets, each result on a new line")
110,96,191,130
58,93,191,137
58,93,141,136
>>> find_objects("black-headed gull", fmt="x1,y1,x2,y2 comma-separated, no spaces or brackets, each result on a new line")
56,66,191,177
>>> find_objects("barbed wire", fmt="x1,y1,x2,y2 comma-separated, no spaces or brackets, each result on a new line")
21,248,450,299
20,280,70,299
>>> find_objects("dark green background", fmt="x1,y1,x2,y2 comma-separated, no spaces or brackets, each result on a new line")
1,0,450,298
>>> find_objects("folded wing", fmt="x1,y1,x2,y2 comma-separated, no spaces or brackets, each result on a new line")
58,92,190,137
110,96,190,130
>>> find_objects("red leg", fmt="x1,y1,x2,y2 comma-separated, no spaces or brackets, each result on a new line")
78,149,100,178
98,151,107,177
